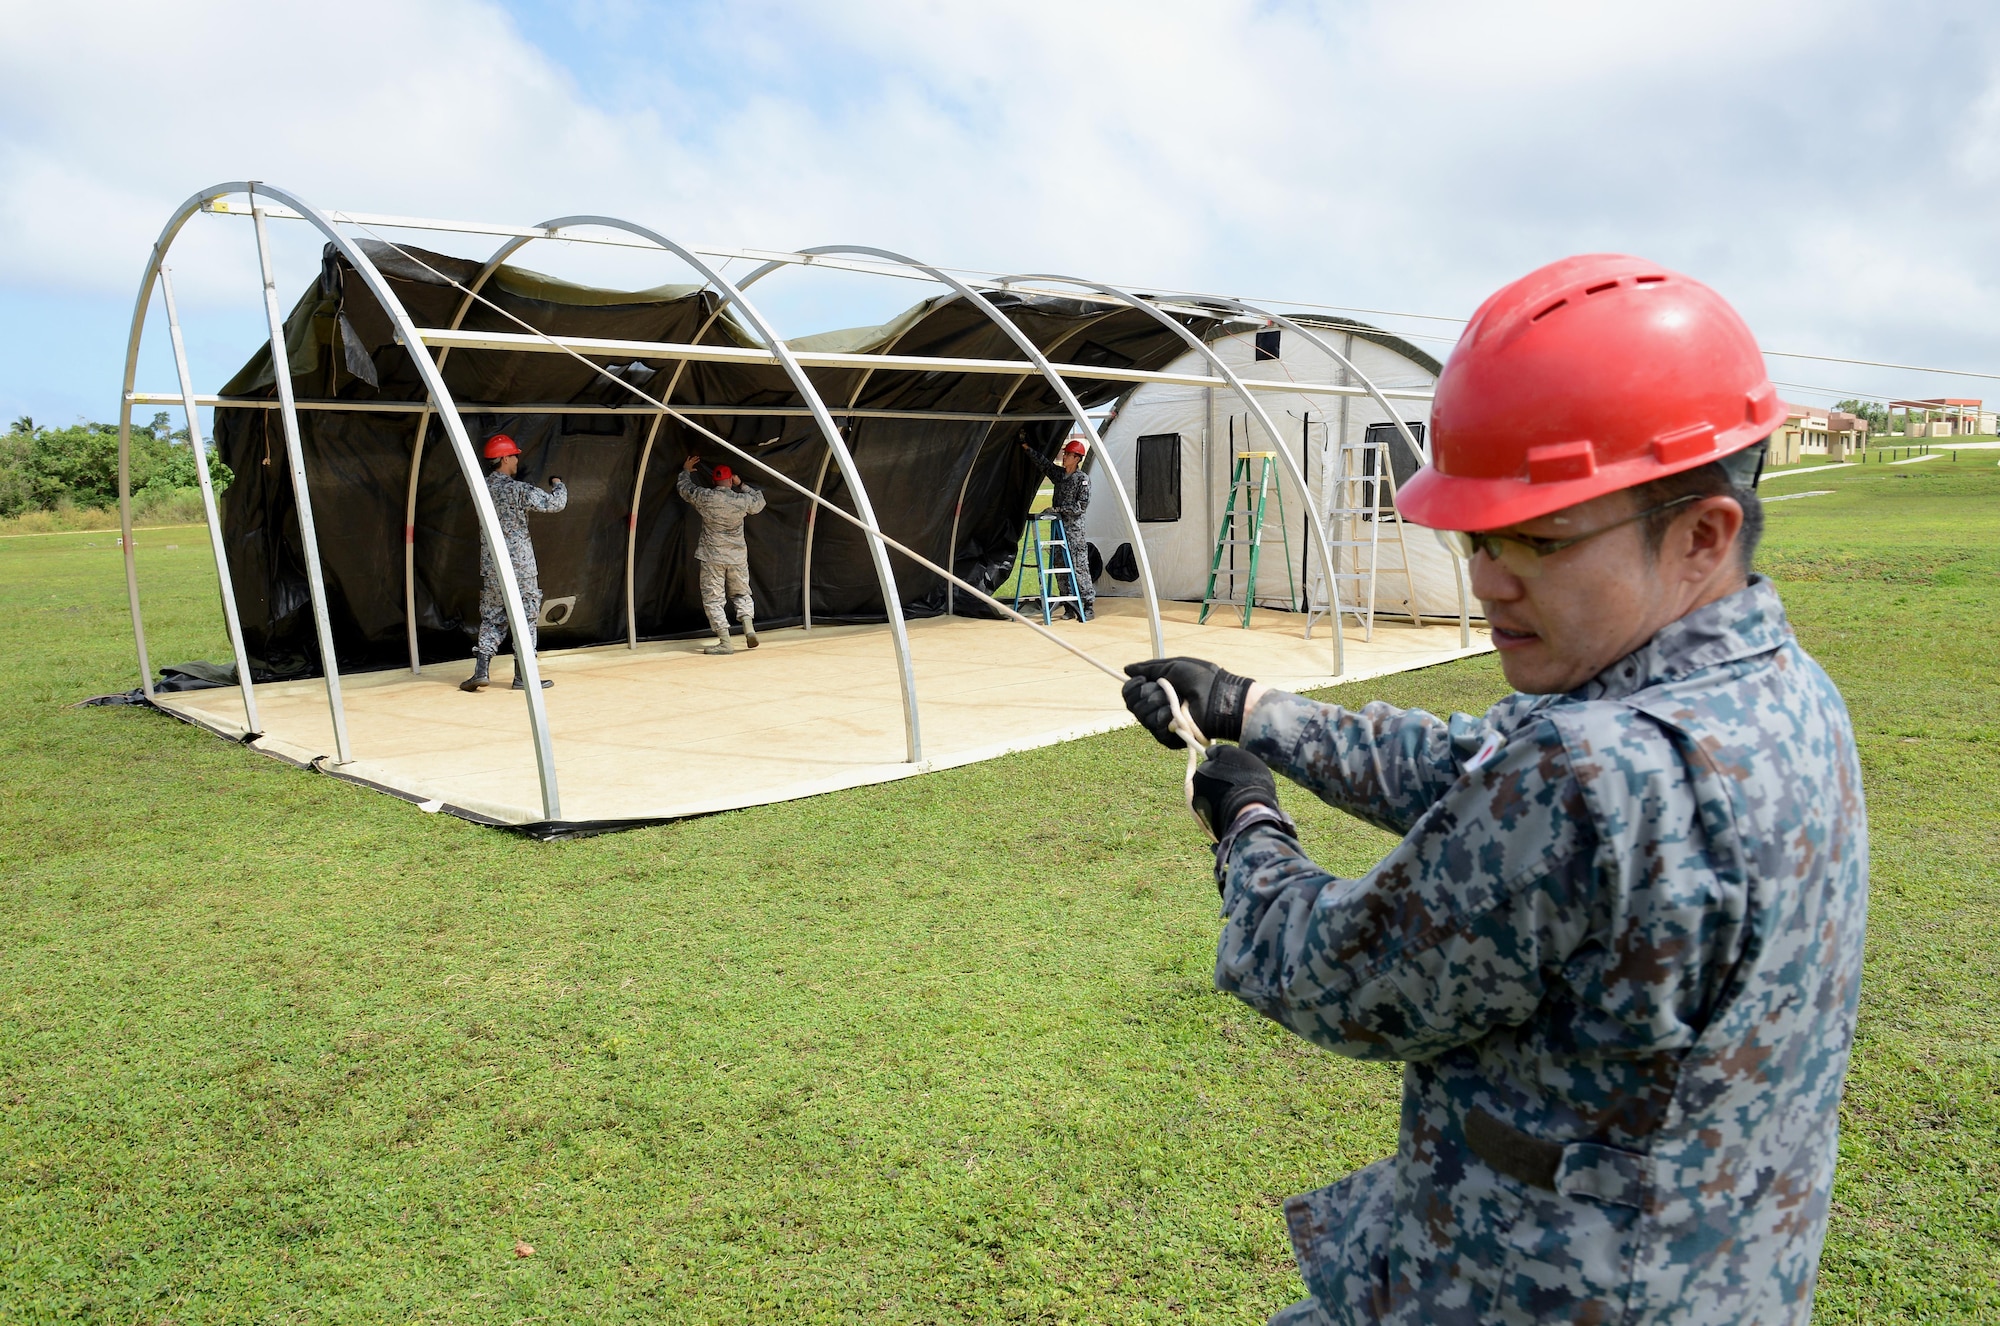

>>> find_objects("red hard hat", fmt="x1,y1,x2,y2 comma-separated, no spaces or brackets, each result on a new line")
1397,254,1783,532
710,464,733,484
1062,437,1089,457
482,433,521,459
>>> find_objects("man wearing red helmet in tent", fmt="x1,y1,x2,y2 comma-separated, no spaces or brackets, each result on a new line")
678,453,767,655
1123,256,1866,1324
1020,433,1096,620
461,433,568,692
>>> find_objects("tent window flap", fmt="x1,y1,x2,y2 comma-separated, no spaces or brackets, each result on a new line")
1136,432,1181,522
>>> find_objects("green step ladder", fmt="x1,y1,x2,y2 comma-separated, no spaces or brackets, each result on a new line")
1012,512,1083,624
1201,451,1296,627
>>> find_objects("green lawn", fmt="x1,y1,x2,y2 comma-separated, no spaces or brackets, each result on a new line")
1,464,1995,1322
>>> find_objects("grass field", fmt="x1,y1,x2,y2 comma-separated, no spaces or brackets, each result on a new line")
2,463,1995,1322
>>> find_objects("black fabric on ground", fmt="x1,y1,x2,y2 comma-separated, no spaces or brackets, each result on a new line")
210,242,1219,676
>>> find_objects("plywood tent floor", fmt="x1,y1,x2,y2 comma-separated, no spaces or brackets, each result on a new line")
155,600,1488,830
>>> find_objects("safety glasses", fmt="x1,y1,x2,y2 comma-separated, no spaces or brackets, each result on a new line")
1442,494,1701,578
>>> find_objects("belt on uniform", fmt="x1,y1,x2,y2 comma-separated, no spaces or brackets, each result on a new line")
1465,1108,1656,1209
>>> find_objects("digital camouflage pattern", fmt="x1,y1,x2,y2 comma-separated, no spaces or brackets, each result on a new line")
1218,577,1868,1325
475,471,567,657
676,470,766,566
1027,452,1094,616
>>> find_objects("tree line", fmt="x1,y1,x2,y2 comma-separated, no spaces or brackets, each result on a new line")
0,414,230,518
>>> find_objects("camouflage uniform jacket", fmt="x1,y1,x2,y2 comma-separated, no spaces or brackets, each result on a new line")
479,471,566,585
676,470,766,565
1028,452,1091,518
1220,577,1868,1325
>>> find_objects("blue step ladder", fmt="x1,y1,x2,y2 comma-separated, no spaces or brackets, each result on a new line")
1012,512,1083,624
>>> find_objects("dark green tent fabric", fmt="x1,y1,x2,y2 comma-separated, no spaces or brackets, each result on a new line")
211,241,1219,678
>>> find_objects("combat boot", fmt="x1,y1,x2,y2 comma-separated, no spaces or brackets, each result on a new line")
511,651,553,689
460,652,492,692
743,619,759,649
702,638,734,656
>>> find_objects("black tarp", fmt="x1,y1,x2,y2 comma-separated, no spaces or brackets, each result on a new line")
211,242,1220,679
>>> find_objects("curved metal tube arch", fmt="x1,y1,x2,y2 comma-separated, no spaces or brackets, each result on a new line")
1213,298,1471,647
269,184,564,811
791,287,975,632
117,182,244,703
403,223,723,662
117,182,562,814
1002,274,1348,670
157,266,260,733
488,217,923,762
800,246,1166,659
250,199,352,762
940,308,1130,615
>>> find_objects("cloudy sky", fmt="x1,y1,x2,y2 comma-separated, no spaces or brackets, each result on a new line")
4,0,1997,427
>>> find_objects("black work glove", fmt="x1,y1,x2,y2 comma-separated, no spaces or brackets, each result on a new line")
1122,657,1254,749
1189,745,1279,839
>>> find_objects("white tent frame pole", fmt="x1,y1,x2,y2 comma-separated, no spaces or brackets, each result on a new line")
803,247,1164,658
941,309,1127,616
783,279,945,635
411,327,1433,401
1221,301,1472,650
158,267,260,734
630,265,774,647
547,219,922,763
239,183,561,816
250,194,353,765
799,449,835,629
402,415,428,671
403,230,547,670
215,199,1474,336
431,225,718,655
111,186,244,701
623,413,666,647
1003,274,1346,673
130,394,1083,423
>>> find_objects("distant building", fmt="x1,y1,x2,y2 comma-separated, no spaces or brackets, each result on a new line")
1772,403,1869,463
1888,398,1992,437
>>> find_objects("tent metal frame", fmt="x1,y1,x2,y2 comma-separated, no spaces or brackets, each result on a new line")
117,183,1459,827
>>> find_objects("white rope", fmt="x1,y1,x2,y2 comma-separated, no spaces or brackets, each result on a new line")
1155,677,1216,841
349,223,1131,682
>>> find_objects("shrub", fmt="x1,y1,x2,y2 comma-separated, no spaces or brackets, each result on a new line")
0,413,230,517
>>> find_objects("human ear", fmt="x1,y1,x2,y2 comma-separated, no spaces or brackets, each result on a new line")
1677,496,1744,582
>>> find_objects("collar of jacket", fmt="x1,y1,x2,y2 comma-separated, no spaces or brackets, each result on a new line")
1566,575,1792,703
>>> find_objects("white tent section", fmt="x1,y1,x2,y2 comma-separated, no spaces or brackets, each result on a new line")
1095,317,1477,624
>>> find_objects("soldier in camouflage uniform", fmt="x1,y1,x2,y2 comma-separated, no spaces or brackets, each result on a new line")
1122,256,1867,1325
462,433,568,692
677,454,767,655
1022,435,1094,620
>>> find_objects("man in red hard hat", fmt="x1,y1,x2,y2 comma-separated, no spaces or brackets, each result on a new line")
678,453,766,655
461,433,568,692
1020,434,1096,620
1122,256,1866,1324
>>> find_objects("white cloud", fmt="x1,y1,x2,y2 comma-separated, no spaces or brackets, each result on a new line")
3,0,1999,414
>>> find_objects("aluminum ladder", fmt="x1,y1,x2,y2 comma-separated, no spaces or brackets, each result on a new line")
1200,450,1296,627
1012,512,1083,624
1305,437,1422,641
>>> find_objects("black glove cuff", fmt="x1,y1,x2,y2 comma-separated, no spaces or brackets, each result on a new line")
1205,669,1252,742
1211,805,1298,893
